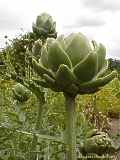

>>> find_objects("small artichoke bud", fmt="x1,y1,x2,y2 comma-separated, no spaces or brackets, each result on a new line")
32,39,42,59
32,13,57,39
80,131,118,155
12,83,31,103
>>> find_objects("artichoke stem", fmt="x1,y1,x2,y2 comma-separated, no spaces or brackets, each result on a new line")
29,98,45,160
64,93,77,160
35,98,44,130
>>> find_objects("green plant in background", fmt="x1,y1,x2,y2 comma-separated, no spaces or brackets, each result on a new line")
29,32,116,160
1,12,58,160
5,12,57,126
112,73,120,99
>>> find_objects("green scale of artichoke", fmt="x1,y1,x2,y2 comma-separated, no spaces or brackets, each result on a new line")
30,32,116,97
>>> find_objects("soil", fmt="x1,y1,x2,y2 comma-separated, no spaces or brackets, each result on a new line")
109,118,120,160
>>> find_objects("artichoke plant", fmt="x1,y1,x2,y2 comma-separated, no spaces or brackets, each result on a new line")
31,33,116,96
32,13,57,40
30,32,116,160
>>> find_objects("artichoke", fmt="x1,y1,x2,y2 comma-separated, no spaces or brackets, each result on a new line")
30,32,116,97
79,130,120,156
32,13,57,39
29,32,117,160
12,83,31,102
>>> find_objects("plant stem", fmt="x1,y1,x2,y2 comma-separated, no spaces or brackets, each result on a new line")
29,98,44,160
64,94,76,160
35,99,44,131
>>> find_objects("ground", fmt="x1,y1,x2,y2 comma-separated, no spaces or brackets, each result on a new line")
109,118,120,160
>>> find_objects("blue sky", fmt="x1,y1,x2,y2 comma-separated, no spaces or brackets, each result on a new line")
0,0,120,59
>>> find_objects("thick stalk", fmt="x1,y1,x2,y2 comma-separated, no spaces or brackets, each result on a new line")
29,99,44,160
35,99,44,130
64,94,76,160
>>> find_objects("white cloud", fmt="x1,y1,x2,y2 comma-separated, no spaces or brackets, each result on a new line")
82,0,120,12
64,12,106,28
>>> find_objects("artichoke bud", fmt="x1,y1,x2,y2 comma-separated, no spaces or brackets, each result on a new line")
32,13,57,38
31,32,116,95
80,131,117,155
32,39,42,59
12,83,31,102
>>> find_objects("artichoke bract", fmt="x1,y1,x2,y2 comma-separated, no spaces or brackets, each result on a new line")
31,32,116,97
32,13,57,39
12,83,31,102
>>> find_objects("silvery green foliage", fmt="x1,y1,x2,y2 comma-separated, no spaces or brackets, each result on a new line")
32,13,57,39
30,32,116,97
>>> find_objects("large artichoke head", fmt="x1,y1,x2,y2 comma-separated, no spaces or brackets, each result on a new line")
31,33,116,97
32,13,57,39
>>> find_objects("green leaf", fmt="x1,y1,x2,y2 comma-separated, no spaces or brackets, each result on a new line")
43,74,55,85
57,35,66,50
73,51,98,82
40,46,49,68
79,71,117,89
32,78,50,88
32,58,55,79
42,74,60,91
55,64,76,89
48,41,72,72
97,43,106,71
95,60,108,78
65,33,91,66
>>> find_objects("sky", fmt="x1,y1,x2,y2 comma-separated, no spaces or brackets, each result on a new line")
0,0,120,59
